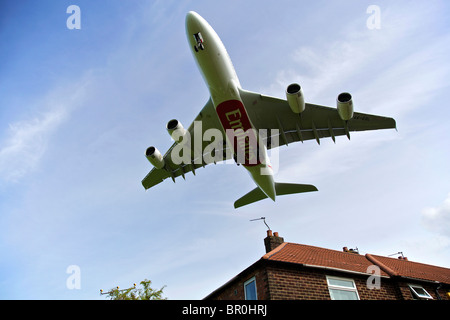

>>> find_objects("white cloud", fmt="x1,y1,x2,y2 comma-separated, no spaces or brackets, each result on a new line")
259,1,450,189
422,193,450,237
260,15,397,99
0,110,65,182
261,1,450,119
0,76,91,183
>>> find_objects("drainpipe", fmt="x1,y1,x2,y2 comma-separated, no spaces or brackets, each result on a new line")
435,282,442,300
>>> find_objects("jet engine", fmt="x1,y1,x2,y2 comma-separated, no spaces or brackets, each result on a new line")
336,92,354,121
286,83,305,114
146,146,165,169
167,119,188,144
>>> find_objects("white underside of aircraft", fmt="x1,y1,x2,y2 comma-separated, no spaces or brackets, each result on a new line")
142,11,396,209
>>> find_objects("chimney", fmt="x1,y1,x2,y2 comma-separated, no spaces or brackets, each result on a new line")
264,230,284,253
343,246,359,254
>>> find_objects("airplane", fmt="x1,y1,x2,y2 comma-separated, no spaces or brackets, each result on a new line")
141,11,396,209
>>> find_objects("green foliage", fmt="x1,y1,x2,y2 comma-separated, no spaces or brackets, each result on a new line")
102,279,167,300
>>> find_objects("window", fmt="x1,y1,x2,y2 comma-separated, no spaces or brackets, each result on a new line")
326,276,360,300
244,277,257,300
409,284,433,300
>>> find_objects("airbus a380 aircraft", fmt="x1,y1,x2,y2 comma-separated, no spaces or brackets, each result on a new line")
142,11,396,208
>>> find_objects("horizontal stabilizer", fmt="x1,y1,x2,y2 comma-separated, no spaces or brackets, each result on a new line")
234,187,267,209
234,183,318,209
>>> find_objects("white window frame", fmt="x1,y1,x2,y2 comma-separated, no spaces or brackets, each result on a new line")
244,276,258,300
326,275,360,300
408,284,433,300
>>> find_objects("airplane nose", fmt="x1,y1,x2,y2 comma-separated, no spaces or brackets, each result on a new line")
186,11,197,18
186,11,194,20
186,11,199,26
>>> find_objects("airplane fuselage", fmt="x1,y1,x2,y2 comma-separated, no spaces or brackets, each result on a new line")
185,11,276,201
142,11,396,208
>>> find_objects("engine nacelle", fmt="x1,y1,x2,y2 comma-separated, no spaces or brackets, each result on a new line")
146,146,165,169
286,83,305,114
336,92,354,121
167,119,188,144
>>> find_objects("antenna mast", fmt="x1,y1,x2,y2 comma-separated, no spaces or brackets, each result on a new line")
250,217,270,230
388,251,404,258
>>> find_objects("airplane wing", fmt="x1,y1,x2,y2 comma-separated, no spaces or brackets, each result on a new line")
141,98,231,190
239,89,396,148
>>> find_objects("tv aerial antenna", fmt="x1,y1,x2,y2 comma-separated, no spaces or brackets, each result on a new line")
250,217,271,230
388,251,404,259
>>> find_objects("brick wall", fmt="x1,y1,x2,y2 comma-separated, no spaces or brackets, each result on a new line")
395,281,450,300
266,266,329,300
266,263,400,300
208,264,269,300
206,260,450,300
353,275,400,300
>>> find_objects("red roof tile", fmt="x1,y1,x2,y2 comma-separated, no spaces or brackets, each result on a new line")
366,254,450,284
263,242,389,277
262,242,450,285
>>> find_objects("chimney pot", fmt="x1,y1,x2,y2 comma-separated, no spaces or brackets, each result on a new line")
264,231,284,253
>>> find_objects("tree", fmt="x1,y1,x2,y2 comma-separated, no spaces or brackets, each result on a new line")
101,279,166,300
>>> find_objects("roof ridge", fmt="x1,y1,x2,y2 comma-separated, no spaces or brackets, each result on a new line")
287,242,361,255
365,253,398,277
262,242,289,260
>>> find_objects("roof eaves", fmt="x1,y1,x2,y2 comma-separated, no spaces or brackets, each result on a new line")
302,263,390,278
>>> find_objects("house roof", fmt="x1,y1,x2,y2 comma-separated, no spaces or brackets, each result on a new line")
366,254,450,284
204,238,450,299
263,242,450,285
263,242,389,277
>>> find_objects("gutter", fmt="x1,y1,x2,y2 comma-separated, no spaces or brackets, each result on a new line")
435,283,442,300
301,263,390,278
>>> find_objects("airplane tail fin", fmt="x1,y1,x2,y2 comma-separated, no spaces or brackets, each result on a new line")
234,183,318,209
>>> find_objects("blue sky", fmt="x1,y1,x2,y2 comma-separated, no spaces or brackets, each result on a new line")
1,0,449,299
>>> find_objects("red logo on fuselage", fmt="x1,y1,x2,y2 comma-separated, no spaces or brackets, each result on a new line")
216,100,261,166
